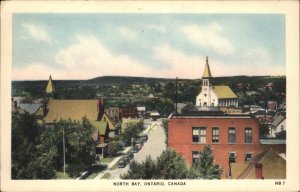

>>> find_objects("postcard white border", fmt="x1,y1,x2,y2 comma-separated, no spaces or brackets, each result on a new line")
1,1,299,192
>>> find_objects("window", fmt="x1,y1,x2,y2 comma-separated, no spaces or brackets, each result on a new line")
228,128,236,143
244,128,252,143
192,128,199,142
228,152,236,164
192,127,206,143
192,151,200,164
212,127,219,143
245,152,253,162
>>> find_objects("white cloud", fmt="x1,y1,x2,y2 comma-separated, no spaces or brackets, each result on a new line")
22,23,52,44
148,24,166,33
53,35,155,79
181,22,234,55
118,26,138,40
152,44,204,79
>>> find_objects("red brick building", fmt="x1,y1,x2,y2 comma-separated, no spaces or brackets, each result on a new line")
168,113,285,178
119,107,138,119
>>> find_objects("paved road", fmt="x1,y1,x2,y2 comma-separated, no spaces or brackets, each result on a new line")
109,119,166,179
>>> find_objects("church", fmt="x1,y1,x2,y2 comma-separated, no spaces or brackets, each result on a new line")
196,57,238,107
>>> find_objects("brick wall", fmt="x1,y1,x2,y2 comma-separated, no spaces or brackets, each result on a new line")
168,116,285,178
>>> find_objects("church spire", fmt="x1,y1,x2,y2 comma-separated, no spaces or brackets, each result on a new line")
46,75,55,94
202,56,212,79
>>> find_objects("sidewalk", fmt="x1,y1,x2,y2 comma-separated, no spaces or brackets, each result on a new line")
94,146,131,179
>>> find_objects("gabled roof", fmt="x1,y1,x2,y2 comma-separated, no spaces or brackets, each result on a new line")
213,86,238,99
18,103,42,115
271,115,285,127
91,121,108,135
46,75,55,94
44,99,99,123
202,57,212,78
237,149,285,179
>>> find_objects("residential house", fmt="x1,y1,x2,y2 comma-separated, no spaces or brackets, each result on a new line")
119,106,138,119
231,149,286,179
137,106,146,118
268,115,286,139
105,107,120,122
267,101,277,110
196,57,238,107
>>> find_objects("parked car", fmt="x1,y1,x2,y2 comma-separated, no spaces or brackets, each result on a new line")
137,139,144,146
141,135,148,142
136,143,142,150
127,152,134,160
132,145,139,153
118,158,128,168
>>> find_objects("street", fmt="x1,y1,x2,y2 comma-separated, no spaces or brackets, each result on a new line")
108,119,166,179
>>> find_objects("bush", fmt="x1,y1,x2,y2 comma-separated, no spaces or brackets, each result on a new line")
108,142,122,157
66,164,86,178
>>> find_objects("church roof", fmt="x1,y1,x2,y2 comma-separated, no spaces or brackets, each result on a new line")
202,57,212,78
46,75,55,94
44,99,99,123
213,86,238,99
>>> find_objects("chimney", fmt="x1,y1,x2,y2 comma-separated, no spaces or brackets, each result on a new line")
97,97,105,120
43,101,47,117
255,163,263,179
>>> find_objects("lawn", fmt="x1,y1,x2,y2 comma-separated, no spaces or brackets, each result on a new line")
110,161,119,170
101,157,114,164
82,164,107,179
101,173,111,180
55,171,72,179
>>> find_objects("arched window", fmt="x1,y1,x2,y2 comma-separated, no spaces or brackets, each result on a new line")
203,102,207,106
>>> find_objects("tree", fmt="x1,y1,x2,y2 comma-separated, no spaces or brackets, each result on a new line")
108,142,122,157
121,148,188,179
12,112,56,179
156,148,188,179
188,145,223,179
54,117,95,177
120,122,143,144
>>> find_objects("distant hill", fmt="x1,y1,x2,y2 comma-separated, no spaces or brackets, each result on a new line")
85,76,178,86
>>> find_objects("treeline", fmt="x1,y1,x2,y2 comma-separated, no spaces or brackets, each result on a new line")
12,112,95,179
121,146,223,179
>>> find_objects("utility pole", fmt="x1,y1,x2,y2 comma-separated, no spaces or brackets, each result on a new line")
63,127,66,175
175,77,178,115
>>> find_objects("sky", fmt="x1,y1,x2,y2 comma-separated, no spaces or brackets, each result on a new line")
12,14,285,80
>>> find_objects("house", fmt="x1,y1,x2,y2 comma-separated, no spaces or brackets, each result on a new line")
267,101,277,110
196,57,238,107
168,111,286,179
17,103,43,116
268,115,286,139
119,106,138,119
231,149,286,179
175,103,187,114
105,107,120,122
121,118,142,130
137,106,146,118
11,96,26,108
101,113,120,136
